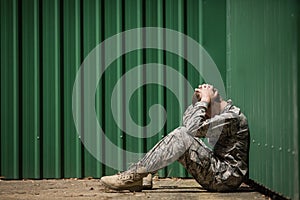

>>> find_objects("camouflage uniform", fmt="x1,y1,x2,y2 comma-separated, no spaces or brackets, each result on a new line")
129,100,249,192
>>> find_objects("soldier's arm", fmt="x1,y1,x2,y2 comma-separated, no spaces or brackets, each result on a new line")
196,112,240,138
183,101,209,136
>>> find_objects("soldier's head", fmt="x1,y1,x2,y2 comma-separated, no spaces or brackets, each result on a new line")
193,84,226,118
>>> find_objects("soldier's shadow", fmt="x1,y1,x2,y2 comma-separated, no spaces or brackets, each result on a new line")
145,185,255,193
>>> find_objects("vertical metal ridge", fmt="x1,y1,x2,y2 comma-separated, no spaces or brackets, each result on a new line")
124,0,144,170
159,0,165,177
59,0,65,179
54,0,61,178
0,0,2,178
295,2,300,198
119,0,124,172
103,0,122,175
96,0,102,178
38,0,44,179
82,0,103,178
75,0,82,178
42,0,62,178
34,0,41,178
62,0,82,178
14,0,20,179
138,0,144,158
21,0,41,178
0,0,21,179
226,0,231,97
17,0,23,179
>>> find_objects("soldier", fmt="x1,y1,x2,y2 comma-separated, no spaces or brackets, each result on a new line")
101,84,249,192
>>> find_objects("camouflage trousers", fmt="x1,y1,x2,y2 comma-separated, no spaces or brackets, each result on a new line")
129,126,244,192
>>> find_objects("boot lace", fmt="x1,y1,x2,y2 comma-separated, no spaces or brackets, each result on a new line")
118,172,141,182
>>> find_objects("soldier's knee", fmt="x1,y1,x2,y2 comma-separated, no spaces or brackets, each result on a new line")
170,126,191,139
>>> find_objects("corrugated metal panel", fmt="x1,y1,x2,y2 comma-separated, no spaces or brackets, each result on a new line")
1,0,20,179
104,0,124,176
164,0,186,177
21,0,40,179
144,0,165,178
82,0,103,179
63,0,82,178
0,0,221,179
42,0,61,179
226,0,299,199
1,0,299,198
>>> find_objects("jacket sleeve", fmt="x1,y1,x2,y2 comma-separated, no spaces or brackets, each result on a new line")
196,112,240,138
182,101,209,136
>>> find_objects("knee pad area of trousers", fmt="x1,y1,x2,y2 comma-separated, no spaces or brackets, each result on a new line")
168,126,192,143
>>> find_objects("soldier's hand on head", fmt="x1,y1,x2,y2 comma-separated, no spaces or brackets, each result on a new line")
195,84,219,103
192,89,201,105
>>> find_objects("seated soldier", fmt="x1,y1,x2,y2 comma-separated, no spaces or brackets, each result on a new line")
101,84,249,192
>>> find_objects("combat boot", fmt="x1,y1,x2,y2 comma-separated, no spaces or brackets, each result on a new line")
101,172,143,192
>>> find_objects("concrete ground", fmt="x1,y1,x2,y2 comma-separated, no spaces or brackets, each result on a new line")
0,178,270,200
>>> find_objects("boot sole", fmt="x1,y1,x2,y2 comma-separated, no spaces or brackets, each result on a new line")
101,179,143,192
142,185,153,190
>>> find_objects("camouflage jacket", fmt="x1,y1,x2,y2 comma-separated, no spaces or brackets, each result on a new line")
182,99,249,178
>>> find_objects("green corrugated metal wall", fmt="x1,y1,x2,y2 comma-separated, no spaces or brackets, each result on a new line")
0,0,299,199
227,1,299,199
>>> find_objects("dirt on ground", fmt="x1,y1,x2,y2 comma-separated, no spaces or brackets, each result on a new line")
0,177,269,200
